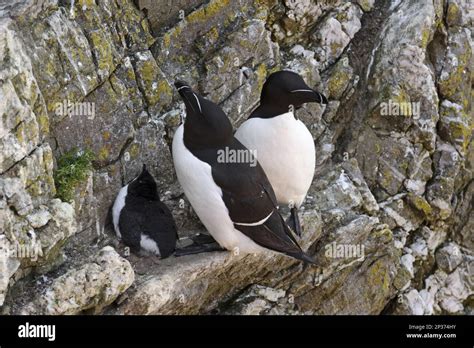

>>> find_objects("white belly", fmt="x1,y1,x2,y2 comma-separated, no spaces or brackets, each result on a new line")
140,234,160,256
235,112,315,208
172,125,265,254
112,184,128,238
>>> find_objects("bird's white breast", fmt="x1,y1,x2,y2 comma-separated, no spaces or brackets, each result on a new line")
140,234,161,255
172,125,265,254
235,112,315,208
112,184,128,238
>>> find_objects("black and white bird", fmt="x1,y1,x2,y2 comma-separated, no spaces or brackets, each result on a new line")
112,164,177,258
235,70,328,236
172,81,314,264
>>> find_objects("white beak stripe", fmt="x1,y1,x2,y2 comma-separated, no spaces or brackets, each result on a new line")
234,211,273,226
290,89,314,93
193,93,202,113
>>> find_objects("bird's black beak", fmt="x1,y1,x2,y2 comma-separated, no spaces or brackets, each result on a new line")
175,80,192,97
290,88,328,105
310,89,328,104
174,81,202,115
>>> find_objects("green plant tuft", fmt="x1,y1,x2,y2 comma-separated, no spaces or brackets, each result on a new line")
54,148,94,203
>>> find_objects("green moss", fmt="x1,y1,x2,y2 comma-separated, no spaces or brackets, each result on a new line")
330,41,343,56
163,33,171,49
439,43,470,99
407,193,433,219
207,26,219,43
255,63,267,91
36,107,50,135
446,2,459,25
392,88,410,106
102,131,111,141
335,11,348,22
43,148,54,170
54,148,94,203
328,67,351,99
76,0,96,8
187,0,230,24
27,180,42,197
89,30,114,73
358,0,373,12
373,228,393,243
393,266,411,290
375,143,381,154
98,146,110,162
157,80,173,99
139,60,155,82
449,120,471,152
129,143,140,159
162,24,183,50
15,122,25,144
379,166,393,190
135,60,167,106
400,161,409,172
421,28,431,49
367,259,390,291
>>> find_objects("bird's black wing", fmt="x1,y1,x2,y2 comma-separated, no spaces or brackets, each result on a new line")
119,198,177,257
118,208,143,252
206,138,313,263
145,201,178,258
236,211,314,264
208,138,277,224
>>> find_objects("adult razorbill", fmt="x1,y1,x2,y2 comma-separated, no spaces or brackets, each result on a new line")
112,164,177,258
172,81,314,263
235,70,328,236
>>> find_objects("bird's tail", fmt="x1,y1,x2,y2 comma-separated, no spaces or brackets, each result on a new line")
285,249,316,265
279,218,316,265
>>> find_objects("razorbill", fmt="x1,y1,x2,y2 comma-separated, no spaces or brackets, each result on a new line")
234,70,328,236
172,81,314,264
112,164,177,258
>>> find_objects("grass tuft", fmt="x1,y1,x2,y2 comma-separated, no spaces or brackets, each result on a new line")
54,148,94,203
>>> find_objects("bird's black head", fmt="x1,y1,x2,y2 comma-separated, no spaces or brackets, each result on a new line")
175,81,233,149
256,70,328,117
128,164,159,200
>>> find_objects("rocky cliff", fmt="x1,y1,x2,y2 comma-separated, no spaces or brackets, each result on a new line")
0,0,472,315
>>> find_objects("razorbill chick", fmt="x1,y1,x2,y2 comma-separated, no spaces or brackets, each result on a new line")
172,81,314,264
234,70,328,236
112,164,177,258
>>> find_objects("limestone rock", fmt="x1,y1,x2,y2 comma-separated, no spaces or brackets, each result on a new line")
435,243,463,273
220,285,298,315
311,3,362,69
16,247,134,315
0,236,21,306
393,246,473,315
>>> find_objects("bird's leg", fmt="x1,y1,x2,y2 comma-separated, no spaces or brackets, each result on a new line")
190,232,218,245
175,233,225,256
174,243,225,256
287,206,303,237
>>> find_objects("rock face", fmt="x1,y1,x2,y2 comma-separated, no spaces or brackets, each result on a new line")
13,246,134,315
0,0,472,315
